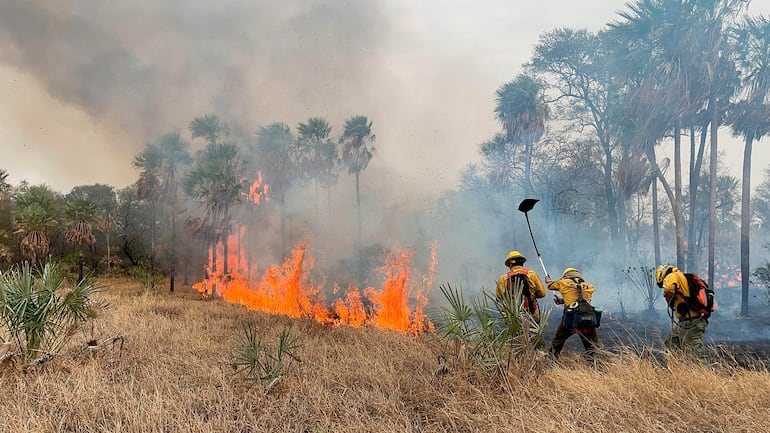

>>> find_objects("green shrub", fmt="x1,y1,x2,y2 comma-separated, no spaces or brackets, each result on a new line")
0,261,106,366
230,324,301,394
436,282,550,379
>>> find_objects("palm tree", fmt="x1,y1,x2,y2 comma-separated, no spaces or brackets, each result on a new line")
296,117,334,219
183,141,243,295
12,184,60,268
317,138,341,227
0,169,10,207
190,114,229,146
155,132,192,292
340,115,376,246
728,14,770,316
610,0,742,271
63,198,97,283
132,143,162,287
494,74,549,196
13,204,57,267
255,122,296,259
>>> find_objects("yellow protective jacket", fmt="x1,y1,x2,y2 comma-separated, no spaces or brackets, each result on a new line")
547,270,595,306
662,271,700,320
496,265,546,300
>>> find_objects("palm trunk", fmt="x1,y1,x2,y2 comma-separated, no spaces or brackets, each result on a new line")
280,192,287,260
169,194,176,293
211,237,218,298
652,174,661,266
327,186,333,229
150,200,156,290
78,250,84,283
673,123,685,269
740,135,753,316
603,144,619,242
355,171,362,247
707,94,718,288
106,230,111,275
223,206,230,276
646,145,679,263
686,123,707,271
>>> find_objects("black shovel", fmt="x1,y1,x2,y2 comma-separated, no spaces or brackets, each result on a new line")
518,198,550,279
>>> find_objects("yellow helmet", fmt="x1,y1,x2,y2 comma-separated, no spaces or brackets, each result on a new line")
562,267,579,277
504,250,526,267
655,265,678,286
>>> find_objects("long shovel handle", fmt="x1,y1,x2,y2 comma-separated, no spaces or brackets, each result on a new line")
536,255,549,280
524,212,550,278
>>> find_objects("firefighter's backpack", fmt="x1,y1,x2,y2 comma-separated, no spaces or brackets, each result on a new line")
680,273,716,318
563,278,602,329
507,268,538,315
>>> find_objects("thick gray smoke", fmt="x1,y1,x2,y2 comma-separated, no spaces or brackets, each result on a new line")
0,0,389,140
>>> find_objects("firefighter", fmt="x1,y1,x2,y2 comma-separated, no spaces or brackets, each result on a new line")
546,268,600,360
496,250,546,319
655,264,709,357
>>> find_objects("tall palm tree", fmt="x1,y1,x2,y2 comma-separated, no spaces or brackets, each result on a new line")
728,14,770,316
317,138,341,227
155,132,192,293
63,198,97,282
132,143,162,287
190,114,229,147
255,122,297,259
610,0,742,271
494,74,549,196
340,115,376,246
183,141,243,295
296,117,334,219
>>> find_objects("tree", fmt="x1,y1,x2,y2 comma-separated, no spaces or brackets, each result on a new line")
728,14,770,315
12,184,60,267
610,0,743,271
63,198,97,283
154,132,192,292
132,142,162,287
183,141,243,295
254,122,296,259
494,74,549,196
529,28,624,242
296,117,335,222
68,184,118,274
0,169,10,207
340,115,376,246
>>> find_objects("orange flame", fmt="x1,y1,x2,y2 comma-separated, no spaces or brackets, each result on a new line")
192,234,435,335
243,172,269,204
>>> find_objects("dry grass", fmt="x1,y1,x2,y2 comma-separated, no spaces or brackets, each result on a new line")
1,277,768,433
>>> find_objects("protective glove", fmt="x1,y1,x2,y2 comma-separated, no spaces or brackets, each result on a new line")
554,295,564,305
545,276,553,285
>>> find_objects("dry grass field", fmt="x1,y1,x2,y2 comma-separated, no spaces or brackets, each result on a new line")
1,277,769,433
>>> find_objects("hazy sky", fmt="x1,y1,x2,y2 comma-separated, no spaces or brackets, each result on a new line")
1,0,768,194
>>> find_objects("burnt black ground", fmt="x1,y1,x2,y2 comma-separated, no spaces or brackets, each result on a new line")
543,306,770,369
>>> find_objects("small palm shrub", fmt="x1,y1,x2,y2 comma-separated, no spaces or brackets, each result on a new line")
0,261,106,365
436,282,550,379
230,324,301,394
